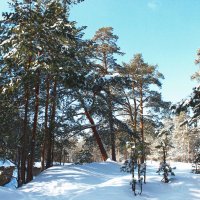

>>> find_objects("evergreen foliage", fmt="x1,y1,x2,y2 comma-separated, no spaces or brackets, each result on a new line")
75,149,93,164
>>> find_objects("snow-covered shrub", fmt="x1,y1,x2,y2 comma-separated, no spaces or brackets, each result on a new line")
120,159,134,173
156,162,175,183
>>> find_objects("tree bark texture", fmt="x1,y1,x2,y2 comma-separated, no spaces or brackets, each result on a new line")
27,69,40,183
20,83,30,185
107,90,116,161
41,75,50,171
46,78,57,168
139,81,145,163
84,110,108,161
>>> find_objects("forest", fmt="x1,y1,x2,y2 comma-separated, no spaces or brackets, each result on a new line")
0,0,199,192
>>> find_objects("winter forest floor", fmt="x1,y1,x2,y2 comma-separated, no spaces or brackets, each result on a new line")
0,160,200,200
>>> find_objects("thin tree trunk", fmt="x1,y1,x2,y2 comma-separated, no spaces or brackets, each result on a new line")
41,75,50,171
163,147,166,163
46,78,57,168
107,90,116,161
50,79,57,165
59,145,63,165
133,97,137,133
188,140,190,163
131,83,137,135
124,90,134,130
27,69,40,182
17,146,22,187
20,83,30,185
40,143,45,170
46,127,52,168
139,82,145,163
139,82,146,183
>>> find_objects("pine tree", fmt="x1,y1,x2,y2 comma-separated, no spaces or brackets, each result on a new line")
121,54,165,162
92,27,124,161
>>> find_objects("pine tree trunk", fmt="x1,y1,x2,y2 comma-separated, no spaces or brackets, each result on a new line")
27,69,40,182
20,83,30,185
50,79,57,165
41,75,50,171
17,146,22,187
46,78,57,168
139,82,145,163
133,97,137,133
46,128,52,168
131,83,137,135
187,140,190,163
124,90,134,130
128,103,134,129
59,146,63,165
41,144,45,171
107,90,116,161
84,110,108,161
46,132,52,168
163,147,166,163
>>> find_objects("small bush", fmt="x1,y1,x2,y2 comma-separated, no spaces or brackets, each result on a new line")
75,150,93,164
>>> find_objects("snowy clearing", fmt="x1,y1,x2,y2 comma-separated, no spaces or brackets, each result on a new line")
0,161,200,200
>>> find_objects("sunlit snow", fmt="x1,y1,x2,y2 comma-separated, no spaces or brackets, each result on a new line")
0,161,199,200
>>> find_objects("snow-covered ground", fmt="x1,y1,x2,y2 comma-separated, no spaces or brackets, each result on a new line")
0,160,15,167
0,160,199,200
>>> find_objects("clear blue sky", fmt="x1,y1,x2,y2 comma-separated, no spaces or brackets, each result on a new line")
1,0,199,103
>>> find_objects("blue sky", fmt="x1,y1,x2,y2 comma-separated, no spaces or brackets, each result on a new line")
1,0,199,103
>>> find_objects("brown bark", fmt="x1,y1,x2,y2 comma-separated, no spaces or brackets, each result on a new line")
20,83,29,185
46,127,53,168
50,79,57,165
85,110,108,161
163,147,166,163
131,83,137,134
107,90,116,161
133,97,137,133
41,75,50,171
17,146,22,187
46,79,57,168
27,69,40,182
140,95,144,143
41,143,45,171
139,81,145,163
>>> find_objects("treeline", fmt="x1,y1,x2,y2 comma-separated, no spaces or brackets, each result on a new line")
0,0,199,187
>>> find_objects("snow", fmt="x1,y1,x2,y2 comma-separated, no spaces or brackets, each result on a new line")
182,98,190,107
3,48,18,59
104,73,120,80
0,160,200,200
0,160,15,167
34,162,42,168
0,187,25,199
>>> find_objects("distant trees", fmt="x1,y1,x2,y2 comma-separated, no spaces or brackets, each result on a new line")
171,48,200,163
174,48,200,124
